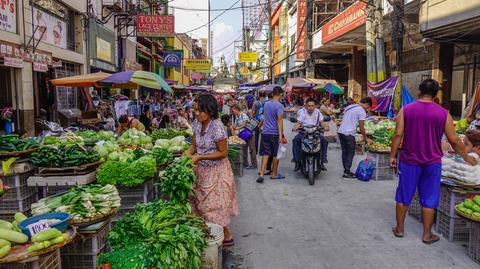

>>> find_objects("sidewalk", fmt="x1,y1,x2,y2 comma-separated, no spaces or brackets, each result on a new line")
224,122,478,269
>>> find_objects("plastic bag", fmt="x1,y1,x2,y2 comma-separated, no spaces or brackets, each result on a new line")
355,159,375,182
276,145,287,160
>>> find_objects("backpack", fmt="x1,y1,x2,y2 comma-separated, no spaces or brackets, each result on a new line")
255,100,265,121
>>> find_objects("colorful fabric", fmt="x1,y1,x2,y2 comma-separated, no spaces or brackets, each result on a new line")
395,161,442,208
400,101,447,166
367,76,399,112
192,119,227,166
190,158,239,227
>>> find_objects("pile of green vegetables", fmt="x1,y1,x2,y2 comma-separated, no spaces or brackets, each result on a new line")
117,129,152,148
31,144,100,168
75,130,115,144
456,195,480,219
151,128,191,140
159,157,196,205
42,132,85,147
28,228,67,253
0,135,39,153
31,184,121,221
96,152,158,188
93,141,122,161
152,147,174,166
0,213,29,258
154,136,190,153
99,200,207,269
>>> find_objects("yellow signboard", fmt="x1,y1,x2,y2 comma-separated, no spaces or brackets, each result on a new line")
238,52,258,63
184,59,211,70
239,66,250,76
96,37,112,62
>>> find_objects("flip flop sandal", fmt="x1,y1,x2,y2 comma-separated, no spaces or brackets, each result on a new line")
270,174,285,180
422,236,440,245
392,227,404,238
223,239,235,247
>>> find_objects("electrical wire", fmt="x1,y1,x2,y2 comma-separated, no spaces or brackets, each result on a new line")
183,0,241,34
170,0,279,11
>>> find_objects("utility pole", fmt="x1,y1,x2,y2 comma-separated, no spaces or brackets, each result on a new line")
366,0,377,83
267,0,274,84
374,0,385,82
391,0,404,111
208,0,211,59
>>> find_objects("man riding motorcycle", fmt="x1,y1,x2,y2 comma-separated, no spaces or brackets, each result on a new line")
292,98,329,171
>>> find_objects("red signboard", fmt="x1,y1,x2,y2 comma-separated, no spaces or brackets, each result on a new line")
296,0,307,61
137,15,175,37
322,1,367,44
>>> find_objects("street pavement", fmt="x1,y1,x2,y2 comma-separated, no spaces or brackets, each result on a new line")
223,120,478,269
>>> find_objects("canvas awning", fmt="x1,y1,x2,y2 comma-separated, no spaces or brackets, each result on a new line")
50,72,111,87
283,77,316,92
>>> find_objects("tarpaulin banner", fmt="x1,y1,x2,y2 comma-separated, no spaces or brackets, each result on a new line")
367,76,399,112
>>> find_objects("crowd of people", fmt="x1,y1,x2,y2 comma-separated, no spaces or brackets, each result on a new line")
108,79,480,246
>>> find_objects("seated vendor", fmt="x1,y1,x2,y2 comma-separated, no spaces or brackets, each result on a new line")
465,130,480,156
117,114,145,135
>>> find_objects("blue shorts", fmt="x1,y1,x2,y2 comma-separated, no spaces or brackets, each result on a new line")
395,161,442,209
260,134,279,157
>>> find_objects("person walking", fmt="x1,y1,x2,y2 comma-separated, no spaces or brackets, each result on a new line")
337,97,373,179
231,104,257,169
188,94,240,247
390,79,477,244
252,92,267,153
257,86,285,183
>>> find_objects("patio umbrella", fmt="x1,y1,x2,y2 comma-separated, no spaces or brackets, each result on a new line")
322,83,344,94
100,71,173,93
50,72,111,87
257,84,281,93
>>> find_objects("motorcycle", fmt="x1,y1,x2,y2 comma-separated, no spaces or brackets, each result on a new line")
291,117,330,185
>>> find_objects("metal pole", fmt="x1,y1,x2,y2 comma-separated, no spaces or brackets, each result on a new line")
366,0,377,83
208,0,211,59
267,0,274,84
392,0,404,112
374,0,385,82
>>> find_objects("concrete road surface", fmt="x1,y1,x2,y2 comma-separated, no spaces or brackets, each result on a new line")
224,120,478,269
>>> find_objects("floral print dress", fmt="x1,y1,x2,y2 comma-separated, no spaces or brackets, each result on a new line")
190,119,240,226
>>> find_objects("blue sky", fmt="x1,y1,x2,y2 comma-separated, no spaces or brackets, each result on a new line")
172,0,243,66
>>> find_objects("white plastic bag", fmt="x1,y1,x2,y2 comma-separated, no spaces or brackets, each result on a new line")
276,145,287,160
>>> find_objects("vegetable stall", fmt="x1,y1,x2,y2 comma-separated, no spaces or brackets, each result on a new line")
0,128,225,269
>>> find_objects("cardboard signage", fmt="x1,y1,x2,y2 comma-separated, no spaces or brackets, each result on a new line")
27,220,51,236
137,15,174,37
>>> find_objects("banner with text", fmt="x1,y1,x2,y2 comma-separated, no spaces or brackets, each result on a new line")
367,76,399,112
322,1,366,44
238,52,258,63
296,0,308,61
137,15,174,37
184,59,211,71
0,0,16,33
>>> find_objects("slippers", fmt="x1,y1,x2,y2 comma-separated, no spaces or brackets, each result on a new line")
256,177,264,183
422,235,440,245
270,174,285,180
392,227,404,238
223,239,235,247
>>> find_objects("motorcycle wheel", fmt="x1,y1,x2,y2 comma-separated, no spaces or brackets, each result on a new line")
308,162,315,185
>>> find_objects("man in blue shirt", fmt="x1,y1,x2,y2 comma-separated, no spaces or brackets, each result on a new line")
257,86,285,183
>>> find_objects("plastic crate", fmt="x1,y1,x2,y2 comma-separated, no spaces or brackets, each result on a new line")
367,151,390,168
468,222,480,264
2,173,31,188
373,166,395,181
408,194,423,222
438,185,476,218
0,193,38,213
2,184,38,201
117,180,154,196
115,190,155,220
40,185,72,198
61,246,105,269
62,220,111,255
230,159,244,177
436,210,470,242
0,209,31,222
4,248,61,269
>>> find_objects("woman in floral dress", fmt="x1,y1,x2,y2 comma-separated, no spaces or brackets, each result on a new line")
188,94,240,247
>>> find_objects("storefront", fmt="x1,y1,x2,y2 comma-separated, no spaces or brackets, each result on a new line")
0,46,22,132
89,20,117,73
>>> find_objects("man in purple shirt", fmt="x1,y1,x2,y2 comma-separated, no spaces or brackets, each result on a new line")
390,79,477,244
257,86,285,183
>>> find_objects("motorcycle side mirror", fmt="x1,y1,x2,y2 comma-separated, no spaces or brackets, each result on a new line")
290,117,298,123
323,116,332,122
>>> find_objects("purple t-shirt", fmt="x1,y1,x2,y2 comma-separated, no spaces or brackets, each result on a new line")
400,101,448,166
262,100,284,135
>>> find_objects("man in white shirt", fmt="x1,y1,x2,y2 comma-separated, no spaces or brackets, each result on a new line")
292,98,328,171
338,97,373,179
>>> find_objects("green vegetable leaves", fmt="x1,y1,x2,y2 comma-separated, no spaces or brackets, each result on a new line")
31,144,100,168
96,156,157,188
159,157,196,205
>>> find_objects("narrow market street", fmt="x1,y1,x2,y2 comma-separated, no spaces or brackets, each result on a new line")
225,120,478,269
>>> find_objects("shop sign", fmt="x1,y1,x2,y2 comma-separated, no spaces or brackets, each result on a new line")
31,6,67,49
238,52,258,63
0,0,16,33
163,50,183,68
3,56,23,68
51,60,62,68
137,15,174,37
124,58,143,71
184,59,211,71
96,37,112,62
296,0,308,61
322,1,366,44
33,61,48,72
239,66,250,76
